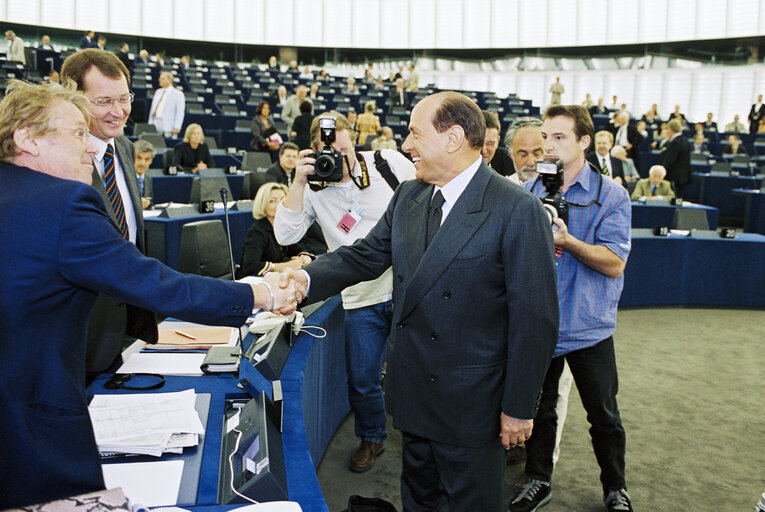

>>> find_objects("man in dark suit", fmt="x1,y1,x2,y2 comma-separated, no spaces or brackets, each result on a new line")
481,109,514,176
0,79,303,509
61,49,156,377
79,30,97,49
748,94,764,134
723,133,749,155
265,142,299,187
285,92,559,511
115,42,130,70
587,130,624,183
609,112,643,172
662,119,692,198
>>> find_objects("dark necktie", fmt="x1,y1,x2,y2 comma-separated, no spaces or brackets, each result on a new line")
103,144,128,239
425,191,445,249
651,185,657,196
138,175,144,196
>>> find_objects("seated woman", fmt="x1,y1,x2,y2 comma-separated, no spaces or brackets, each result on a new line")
238,183,315,278
251,100,281,162
172,123,214,173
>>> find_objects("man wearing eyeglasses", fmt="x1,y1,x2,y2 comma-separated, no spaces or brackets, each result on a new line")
61,49,157,379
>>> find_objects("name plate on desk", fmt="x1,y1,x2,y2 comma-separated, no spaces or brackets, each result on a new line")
159,204,200,218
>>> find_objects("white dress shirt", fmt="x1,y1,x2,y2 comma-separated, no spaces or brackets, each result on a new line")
431,156,482,225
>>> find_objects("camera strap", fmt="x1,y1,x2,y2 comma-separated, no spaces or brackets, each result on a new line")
352,153,371,190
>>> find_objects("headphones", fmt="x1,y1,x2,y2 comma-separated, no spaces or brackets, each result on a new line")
104,373,166,391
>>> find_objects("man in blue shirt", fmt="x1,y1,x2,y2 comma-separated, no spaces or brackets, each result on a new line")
508,105,634,512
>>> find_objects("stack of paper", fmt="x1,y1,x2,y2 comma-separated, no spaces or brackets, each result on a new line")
144,325,239,351
89,389,204,456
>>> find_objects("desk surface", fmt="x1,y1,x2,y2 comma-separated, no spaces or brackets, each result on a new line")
631,202,719,230
731,188,765,234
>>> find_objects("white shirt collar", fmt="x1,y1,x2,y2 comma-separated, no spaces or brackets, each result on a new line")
89,134,115,162
433,155,482,208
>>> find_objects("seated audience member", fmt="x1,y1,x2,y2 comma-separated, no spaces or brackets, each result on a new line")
317,69,329,81
581,93,594,109
723,134,748,155
0,79,302,510
586,130,624,181
631,165,675,201
238,183,315,278
308,82,321,100
589,97,607,116
481,109,513,176
675,113,689,130
251,100,282,161
636,120,649,139
641,104,661,127
724,114,747,133
347,109,358,133
267,55,279,69
389,78,407,112
290,100,314,150
371,126,397,151
363,68,375,83
39,34,53,50
173,123,214,173
652,123,670,150
180,54,192,71
374,76,386,90
270,85,288,108
265,143,299,187
287,60,299,73
299,67,314,80
668,104,684,120
345,76,359,94
692,133,709,154
703,112,718,131
356,101,382,146
135,49,150,66
611,145,640,184
133,139,155,209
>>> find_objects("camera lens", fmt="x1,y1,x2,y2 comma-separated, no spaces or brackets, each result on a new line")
315,154,336,178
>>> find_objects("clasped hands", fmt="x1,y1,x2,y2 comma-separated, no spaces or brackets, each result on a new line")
258,269,310,315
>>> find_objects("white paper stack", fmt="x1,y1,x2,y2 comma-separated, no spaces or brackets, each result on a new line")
89,389,204,456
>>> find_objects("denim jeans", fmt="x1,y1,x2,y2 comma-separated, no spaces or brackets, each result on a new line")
525,336,627,492
344,299,392,444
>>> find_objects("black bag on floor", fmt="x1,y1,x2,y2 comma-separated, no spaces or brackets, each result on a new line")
342,494,398,512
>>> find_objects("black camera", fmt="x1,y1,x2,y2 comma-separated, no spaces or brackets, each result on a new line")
308,117,344,183
536,159,569,226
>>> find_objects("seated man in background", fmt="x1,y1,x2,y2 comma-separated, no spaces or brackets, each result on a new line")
133,139,155,209
586,130,624,182
692,133,709,154
371,126,397,151
611,145,640,185
631,165,675,201
724,114,747,133
723,134,748,155
0,79,303,509
265,142,299,187
172,123,214,173
148,71,185,136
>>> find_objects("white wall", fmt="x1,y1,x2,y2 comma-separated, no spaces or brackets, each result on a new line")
415,65,765,126
3,0,765,48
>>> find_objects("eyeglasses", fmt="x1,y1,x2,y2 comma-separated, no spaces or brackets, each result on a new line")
56,126,89,144
87,92,135,108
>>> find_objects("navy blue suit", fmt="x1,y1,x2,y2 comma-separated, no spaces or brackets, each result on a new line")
304,162,558,510
0,164,254,508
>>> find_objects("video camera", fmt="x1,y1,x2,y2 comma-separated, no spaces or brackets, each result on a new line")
308,117,344,183
536,159,569,226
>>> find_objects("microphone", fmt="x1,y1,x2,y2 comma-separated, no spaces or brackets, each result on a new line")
220,187,244,346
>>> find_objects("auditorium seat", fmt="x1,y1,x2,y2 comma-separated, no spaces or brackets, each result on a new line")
176,220,233,279
133,122,158,137
671,208,710,231
242,152,272,172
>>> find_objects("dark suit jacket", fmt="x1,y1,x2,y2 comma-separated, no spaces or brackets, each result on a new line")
748,103,765,133
238,217,309,277
115,49,131,70
79,36,97,49
172,142,214,172
304,163,558,447
663,134,692,187
265,161,294,186
586,150,624,181
0,164,254,508
723,144,748,155
489,147,515,176
86,135,157,374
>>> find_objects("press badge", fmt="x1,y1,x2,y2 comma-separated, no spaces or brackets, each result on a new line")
337,210,361,234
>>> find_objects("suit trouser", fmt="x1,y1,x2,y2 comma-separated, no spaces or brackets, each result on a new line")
524,336,627,493
400,431,505,512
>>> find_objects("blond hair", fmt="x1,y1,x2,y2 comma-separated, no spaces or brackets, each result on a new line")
310,110,357,149
252,182,289,220
183,123,204,143
0,79,91,162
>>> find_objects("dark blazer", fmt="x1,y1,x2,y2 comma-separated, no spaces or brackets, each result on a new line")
663,134,692,187
265,161,294,186
238,217,309,277
86,135,157,374
586,150,625,181
251,115,278,150
0,164,254,508
489,147,515,177
115,49,131,70
79,35,97,49
723,144,748,155
748,103,765,134
304,163,558,447
172,142,214,172
291,113,313,150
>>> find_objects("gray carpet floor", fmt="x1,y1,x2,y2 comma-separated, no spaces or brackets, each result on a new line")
317,308,765,512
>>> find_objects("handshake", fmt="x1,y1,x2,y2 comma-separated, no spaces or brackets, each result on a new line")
250,269,310,315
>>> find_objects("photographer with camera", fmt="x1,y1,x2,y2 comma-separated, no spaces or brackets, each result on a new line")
274,111,415,472
509,105,634,512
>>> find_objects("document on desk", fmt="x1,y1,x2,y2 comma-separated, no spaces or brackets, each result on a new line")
89,389,203,456
117,352,206,376
102,460,184,506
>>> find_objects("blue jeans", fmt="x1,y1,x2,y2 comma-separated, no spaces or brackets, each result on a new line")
344,300,392,444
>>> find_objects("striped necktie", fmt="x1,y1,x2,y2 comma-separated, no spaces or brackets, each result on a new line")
103,143,128,239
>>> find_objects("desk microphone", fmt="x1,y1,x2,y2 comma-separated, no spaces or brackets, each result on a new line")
221,187,244,346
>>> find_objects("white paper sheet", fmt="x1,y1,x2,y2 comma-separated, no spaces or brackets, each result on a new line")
117,353,205,376
103,460,184,506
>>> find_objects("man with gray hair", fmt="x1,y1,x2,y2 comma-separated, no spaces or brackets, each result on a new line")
282,84,308,127
631,165,675,201
505,117,544,185
133,139,156,209
148,71,185,136
5,30,26,65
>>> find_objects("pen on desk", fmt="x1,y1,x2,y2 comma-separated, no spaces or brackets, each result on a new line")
175,329,197,340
